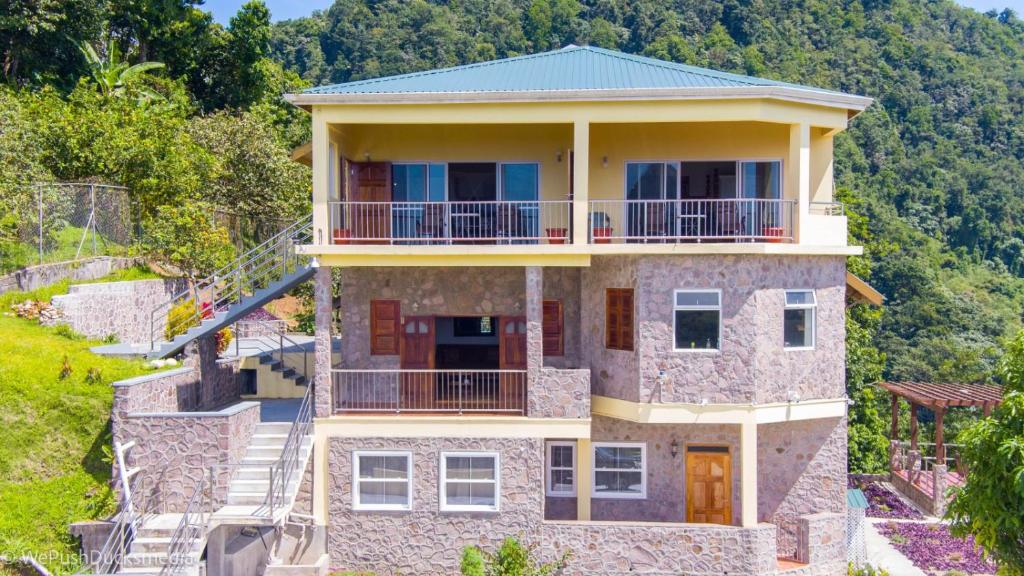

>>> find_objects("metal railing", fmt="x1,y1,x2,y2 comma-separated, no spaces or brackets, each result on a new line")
327,200,572,245
588,198,795,243
160,473,210,576
809,201,845,216
269,381,313,515
149,214,312,350
75,475,153,575
232,319,311,383
893,441,965,474
332,369,527,414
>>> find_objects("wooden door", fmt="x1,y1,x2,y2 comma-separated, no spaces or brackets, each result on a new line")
400,316,434,410
498,316,527,412
349,162,391,243
686,449,732,525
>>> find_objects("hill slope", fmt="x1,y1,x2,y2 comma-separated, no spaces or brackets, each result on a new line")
271,0,1024,382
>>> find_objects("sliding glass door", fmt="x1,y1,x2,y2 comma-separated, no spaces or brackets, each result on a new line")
625,162,678,240
392,163,445,240
739,161,782,237
500,163,540,241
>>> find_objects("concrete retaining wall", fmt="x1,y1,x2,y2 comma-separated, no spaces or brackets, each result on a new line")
0,256,141,294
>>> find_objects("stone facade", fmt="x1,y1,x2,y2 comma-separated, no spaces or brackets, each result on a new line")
0,256,141,294
758,417,847,557
313,266,333,418
539,521,778,575
795,512,847,575
580,256,641,401
529,368,590,419
326,436,545,575
42,278,187,343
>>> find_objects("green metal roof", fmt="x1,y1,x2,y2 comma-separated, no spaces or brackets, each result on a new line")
303,45,847,97
847,488,869,509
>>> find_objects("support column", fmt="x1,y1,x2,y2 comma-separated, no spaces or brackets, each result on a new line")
788,123,810,243
740,417,758,528
572,120,590,246
576,437,591,521
311,108,330,245
890,395,899,440
909,403,919,451
313,265,333,418
934,407,945,465
525,266,543,416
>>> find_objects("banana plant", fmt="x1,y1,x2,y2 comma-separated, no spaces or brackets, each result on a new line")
78,38,165,101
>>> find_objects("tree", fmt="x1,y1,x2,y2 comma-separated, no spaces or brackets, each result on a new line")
143,203,236,282
460,538,569,576
78,39,165,100
948,331,1024,574
0,0,104,86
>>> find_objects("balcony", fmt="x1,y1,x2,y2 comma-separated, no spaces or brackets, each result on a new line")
588,198,796,243
332,369,527,414
328,200,572,245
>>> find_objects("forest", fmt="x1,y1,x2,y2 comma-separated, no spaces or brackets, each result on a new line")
3,0,1023,475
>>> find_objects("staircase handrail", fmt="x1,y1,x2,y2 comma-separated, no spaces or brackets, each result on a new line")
149,214,313,351
75,474,151,575
268,381,313,518
159,470,211,576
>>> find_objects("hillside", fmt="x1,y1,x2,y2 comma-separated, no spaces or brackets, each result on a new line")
271,0,1024,383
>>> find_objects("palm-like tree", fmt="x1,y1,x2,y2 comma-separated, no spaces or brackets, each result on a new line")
79,38,165,100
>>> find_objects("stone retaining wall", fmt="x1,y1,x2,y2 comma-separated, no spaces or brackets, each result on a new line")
539,520,778,575
0,256,141,294
43,277,186,344
795,512,846,574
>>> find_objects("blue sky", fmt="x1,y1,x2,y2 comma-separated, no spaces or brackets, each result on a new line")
202,0,1024,25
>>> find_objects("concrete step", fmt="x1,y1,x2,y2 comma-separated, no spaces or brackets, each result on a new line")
241,456,279,467
122,552,169,569
226,492,271,505
229,479,271,493
129,536,172,555
255,422,292,434
251,433,288,447
245,446,284,459
234,466,272,480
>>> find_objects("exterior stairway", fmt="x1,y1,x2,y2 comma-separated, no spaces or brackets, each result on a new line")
258,353,309,389
147,215,313,360
116,514,204,576
222,421,313,510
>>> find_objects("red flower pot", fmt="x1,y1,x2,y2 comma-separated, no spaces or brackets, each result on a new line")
333,228,352,245
546,227,568,244
592,227,613,244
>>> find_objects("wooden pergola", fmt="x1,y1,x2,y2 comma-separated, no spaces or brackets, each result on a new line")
880,381,1003,463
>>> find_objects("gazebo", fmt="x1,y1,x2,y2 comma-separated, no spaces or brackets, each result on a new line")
879,381,1002,515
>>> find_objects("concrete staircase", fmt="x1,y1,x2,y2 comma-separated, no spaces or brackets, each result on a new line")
224,421,313,508
117,513,204,575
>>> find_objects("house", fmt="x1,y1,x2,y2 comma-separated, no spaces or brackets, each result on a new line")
282,45,871,575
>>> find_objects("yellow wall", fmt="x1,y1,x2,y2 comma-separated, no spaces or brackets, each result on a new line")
331,123,573,202
810,128,834,204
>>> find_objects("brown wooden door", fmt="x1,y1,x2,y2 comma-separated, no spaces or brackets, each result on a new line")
400,316,434,410
686,449,732,525
349,162,391,243
498,316,527,413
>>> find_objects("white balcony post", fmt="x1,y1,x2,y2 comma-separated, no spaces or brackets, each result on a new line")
788,122,810,243
312,109,330,245
572,120,590,245
741,417,759,527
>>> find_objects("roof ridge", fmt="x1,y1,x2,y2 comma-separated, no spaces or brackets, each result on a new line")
576,46,763,88
307,47,578,93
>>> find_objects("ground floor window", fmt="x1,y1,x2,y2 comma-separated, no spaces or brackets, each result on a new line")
592,442,646,499
440,452,500,512
352,451,413,511
546,441,576,497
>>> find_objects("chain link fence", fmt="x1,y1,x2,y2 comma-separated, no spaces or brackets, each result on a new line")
213,209,295,254
2,182,137,273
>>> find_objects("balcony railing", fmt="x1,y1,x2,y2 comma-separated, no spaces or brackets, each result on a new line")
588,199,795,243
328,201,572,245
332,369,527,414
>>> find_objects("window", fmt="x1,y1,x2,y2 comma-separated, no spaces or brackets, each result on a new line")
606,288,634,351
592,442,646,499
625,162,678,238
453,316,496,337
546,441,575,497
352,451,412,511
542,300,563,356
784,290,816,349
673,290,721,351
440,452,500,512
370,300,400,355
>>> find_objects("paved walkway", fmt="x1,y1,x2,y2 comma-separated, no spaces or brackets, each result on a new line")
864,518,926,576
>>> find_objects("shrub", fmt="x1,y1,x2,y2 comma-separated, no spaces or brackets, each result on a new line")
54,324,83,340
58,355,72,379
85,367,102,384
848,563,891,576
460,537,569,576
165,299,200,341
215,327,233,354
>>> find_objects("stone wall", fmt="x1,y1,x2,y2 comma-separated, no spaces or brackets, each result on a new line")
539,521,778,575
795,512,847,575
543,267,582,368
529,368,590,419
758,417,847,557
326,436,545,574
580,256,640,401
43,278,186,344
590,415,742,524
635,255,846,405
0,256,141,294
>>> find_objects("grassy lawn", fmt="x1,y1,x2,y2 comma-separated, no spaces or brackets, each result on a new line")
2,225,132,274
0,275,160,575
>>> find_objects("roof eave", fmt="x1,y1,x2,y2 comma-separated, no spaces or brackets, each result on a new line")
284,86,873,113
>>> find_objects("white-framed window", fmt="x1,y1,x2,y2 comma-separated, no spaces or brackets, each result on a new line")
545,441,576,497
352,451,412,511
673,289,722,351
592,442,646,499
784,290,816,350
439,451,500,512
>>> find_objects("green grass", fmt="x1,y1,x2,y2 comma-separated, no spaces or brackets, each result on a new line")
0,274,161,575
2,225,132,274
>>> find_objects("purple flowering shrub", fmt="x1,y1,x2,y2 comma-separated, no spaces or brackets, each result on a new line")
848,475,924,520
876,521,996,575
242,308,280,322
